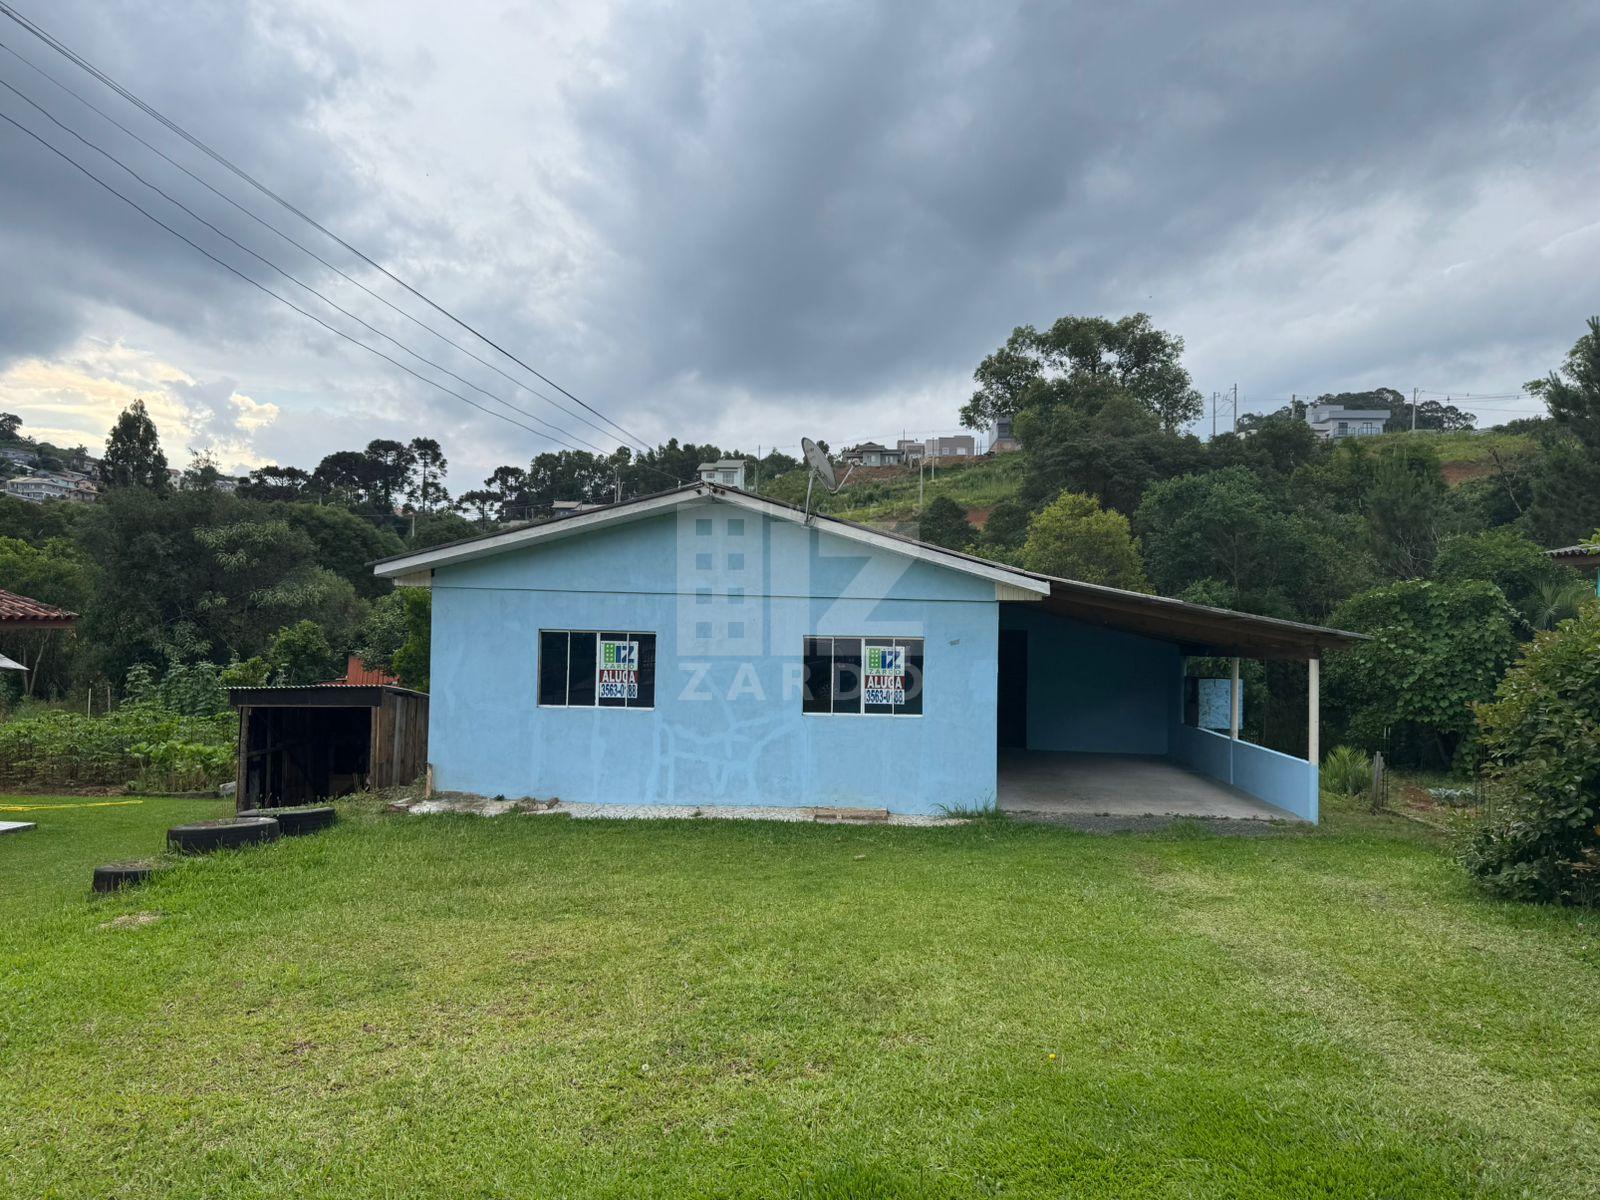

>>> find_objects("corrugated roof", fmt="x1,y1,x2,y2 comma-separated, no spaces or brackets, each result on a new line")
0,589,78,626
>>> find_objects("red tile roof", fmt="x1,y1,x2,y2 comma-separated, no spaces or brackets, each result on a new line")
0,589,77,626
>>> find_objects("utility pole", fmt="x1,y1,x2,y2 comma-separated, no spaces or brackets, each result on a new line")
1211,391,1218,438
1412,386,1419,432
1231,383,1239,434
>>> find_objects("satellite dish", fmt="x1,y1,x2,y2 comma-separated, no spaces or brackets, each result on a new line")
800,436,849,522
801,437,838,492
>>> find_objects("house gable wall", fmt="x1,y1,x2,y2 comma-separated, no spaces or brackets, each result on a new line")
428,499,999,813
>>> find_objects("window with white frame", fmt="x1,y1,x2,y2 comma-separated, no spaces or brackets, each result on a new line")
538,630,656,708
802,636,924,716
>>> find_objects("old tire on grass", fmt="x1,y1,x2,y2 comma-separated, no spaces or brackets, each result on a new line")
268,805,336,836
92,861,163,893
167,816,280,855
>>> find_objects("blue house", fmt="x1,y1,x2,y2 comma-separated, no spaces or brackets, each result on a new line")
374,483,1361,822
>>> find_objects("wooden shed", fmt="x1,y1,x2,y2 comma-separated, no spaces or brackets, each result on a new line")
228,685,428,810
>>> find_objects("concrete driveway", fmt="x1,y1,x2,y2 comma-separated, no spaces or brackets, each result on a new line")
998,751,1300,821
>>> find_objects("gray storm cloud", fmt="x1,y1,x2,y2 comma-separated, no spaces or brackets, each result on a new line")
2,0,1597,479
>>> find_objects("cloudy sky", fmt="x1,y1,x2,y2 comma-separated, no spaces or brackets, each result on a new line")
1,0,1597,486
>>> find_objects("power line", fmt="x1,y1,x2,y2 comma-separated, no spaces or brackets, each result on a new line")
0,0,656,456
0,74,616,456
0,108,606,450
0,38,651,458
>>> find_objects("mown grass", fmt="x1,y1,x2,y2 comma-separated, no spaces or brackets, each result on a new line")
3,794,1599,1198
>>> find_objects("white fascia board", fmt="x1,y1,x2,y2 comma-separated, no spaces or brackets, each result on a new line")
372,489,699,578
373,484,1049,597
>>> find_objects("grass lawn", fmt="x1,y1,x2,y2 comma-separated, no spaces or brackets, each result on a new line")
4,796,1599,1198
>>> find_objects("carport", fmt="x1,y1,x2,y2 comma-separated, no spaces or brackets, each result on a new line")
996,578,1365,822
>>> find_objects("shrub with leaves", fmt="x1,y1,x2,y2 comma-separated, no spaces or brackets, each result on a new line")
0,702,234,790
1462,603,1600,903
1321,745,1372,797
1326,580,1521,769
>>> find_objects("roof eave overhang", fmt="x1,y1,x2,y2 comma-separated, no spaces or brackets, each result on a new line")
1033,578,1366,660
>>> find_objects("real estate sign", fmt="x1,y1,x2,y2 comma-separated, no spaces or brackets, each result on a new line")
863,643,906,706
598,638,639,701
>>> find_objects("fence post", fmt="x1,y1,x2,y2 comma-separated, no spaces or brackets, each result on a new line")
1369,751,1386,813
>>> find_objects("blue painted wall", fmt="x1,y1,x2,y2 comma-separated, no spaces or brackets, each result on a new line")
426,500,999,815
998,606,1179,755
1171,724,1319,822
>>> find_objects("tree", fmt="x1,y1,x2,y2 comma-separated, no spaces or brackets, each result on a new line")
1016,392,1205,515
1135,467,1361,617
961,313,1203,433
917,496,975,550
363,439,416,512
239,464,310,502
484,465,529,522
408,437,448,512
1463,601,1600,903
1325,580,1521,768
264,619,340,685
977,498,1031,556
391,588,431,691
410,510,478,549
1433,528,1574,627
1385,398,1476,432
1020,492,1148,589
1365,442,1448,578
312,450,376,506
101,399,169,490
456,489,498,528
0,412,21,441
1529,316,1600,451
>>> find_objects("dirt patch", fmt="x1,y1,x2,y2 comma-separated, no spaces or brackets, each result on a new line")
100,911,163,931
1442,460,1495,486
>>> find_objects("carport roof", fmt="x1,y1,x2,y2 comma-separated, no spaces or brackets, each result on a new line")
1019,575,1365,660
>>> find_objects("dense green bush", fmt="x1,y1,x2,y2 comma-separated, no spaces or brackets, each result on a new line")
0,701,234,791
1326,580,1521,769
1462,602,1600,903
1321,745,1372,797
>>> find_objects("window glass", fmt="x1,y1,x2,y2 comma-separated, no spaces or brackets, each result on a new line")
538,631,569,706
727,519,745,536
803,637,832,714
802,636,923,716
831,637,862,715
541,630,657,708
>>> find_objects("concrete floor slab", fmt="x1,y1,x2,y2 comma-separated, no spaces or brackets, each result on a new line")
998,751,1299,821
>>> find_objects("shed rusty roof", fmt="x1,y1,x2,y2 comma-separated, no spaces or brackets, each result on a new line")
0,589,78,627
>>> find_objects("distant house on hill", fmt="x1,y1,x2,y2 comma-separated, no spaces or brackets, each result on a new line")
697,459,748,489
1306,402,1388,440
925,434,976,458
841,442,904,467
2,472,98,504
989,416,1021,453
